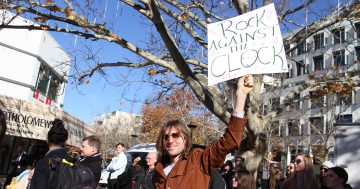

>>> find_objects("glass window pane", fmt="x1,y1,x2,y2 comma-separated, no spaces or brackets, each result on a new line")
36,67,49,95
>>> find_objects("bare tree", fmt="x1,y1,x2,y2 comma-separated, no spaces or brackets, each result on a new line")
1,0,359,176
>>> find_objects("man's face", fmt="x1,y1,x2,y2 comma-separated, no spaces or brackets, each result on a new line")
294,155,305,172
116,144,124,154
145,152,157,168
80,140,96,157
325,170,343,188
163,127,185,158
320,165,329,177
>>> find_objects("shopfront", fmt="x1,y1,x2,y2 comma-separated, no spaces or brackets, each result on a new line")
0,94,94,176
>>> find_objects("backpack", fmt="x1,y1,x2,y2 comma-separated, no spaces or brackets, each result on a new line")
48,157,95,189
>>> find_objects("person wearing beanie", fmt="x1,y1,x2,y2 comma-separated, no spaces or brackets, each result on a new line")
320,161,335,189
325,167,352,189
29,118,69,189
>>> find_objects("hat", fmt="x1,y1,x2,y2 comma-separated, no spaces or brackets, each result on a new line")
321,161,335,168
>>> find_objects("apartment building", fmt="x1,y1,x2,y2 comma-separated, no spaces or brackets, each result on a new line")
262,20,360,165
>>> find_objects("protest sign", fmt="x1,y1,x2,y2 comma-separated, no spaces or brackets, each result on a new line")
207,3,288,86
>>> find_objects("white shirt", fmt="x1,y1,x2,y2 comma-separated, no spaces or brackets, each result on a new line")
106,152,127,180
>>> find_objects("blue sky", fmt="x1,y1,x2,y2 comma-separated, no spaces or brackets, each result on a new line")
59,0,347,124
60,1,153,123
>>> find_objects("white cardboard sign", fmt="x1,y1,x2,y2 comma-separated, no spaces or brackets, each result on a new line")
207,3,288,86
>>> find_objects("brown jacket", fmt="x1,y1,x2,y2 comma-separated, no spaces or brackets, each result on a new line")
153,116,247,189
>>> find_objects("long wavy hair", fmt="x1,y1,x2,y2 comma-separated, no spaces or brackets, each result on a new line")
269,168,281,189
285,153,319,189
156,120,192,164
234,170,256,189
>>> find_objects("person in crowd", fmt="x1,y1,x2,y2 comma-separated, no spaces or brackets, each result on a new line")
0,108,6,149
220,160,234,187
325,167,352,189
131,154,145,179
135,152,158,189
209,169,227,189
231,170,256,189
234,155,247,171
128,154,145,188
15,154,35,189
29,118,69,189
106,142,128,189
281,153,320,189
285,162,294,177
80,135,102,187
4,145,26,189
266,168,282,189
0,109,6,189
4,154,35,189
152,75,254,189
320,161,335,189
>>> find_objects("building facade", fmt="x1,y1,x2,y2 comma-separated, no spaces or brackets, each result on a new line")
262,20,360,167
0,10,94,177
91,111,142,158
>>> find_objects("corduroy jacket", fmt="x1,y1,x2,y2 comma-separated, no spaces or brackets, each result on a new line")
153,116,247,189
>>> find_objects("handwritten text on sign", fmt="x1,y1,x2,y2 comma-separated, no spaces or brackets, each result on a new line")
207,3,288,86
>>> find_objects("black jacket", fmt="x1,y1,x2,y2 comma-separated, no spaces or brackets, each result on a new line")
80,153,102,186
29,147,69,189
135,168,155,189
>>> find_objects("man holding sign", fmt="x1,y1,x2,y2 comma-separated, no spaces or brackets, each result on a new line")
152,75,253,189
208,3,288,86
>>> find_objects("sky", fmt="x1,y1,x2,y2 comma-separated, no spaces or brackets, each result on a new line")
60,1,154,124
58,0,347,124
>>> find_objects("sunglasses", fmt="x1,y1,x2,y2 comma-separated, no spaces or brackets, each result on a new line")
164,132,181,140
295,159,302,164
287,166,293,170
320,167,328,173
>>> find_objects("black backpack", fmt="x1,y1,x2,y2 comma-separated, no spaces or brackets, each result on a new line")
48,157,95,189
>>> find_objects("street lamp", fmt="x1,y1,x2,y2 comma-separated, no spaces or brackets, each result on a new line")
188,123,198,140
131,134,138,147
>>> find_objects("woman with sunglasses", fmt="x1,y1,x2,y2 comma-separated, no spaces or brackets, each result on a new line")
281,154,320,189
152,75,254,189
324,167,352,189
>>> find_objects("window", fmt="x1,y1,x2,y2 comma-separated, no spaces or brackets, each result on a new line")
35,65,62,101
297,42,306,55
285,44,291,57
355,47,360,62
294,94,301,109
355,23,360,39
286,66,293,78
300,124,307,135
333,50,346,66
309,117,324,134
314,33,324,50
333,28,345,44
310,91,324,108
313,55,324,71
288,120,299,136
336,92,352,106
270,98,280,110
271,121,281,137
337,114,352,123
296,61,305,76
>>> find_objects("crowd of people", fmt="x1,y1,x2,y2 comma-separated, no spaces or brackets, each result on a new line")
0,75,353,189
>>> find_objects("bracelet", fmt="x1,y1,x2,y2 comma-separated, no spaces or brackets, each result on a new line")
232,110,245,118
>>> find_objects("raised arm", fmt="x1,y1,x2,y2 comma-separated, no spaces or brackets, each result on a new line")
233,75,254,117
